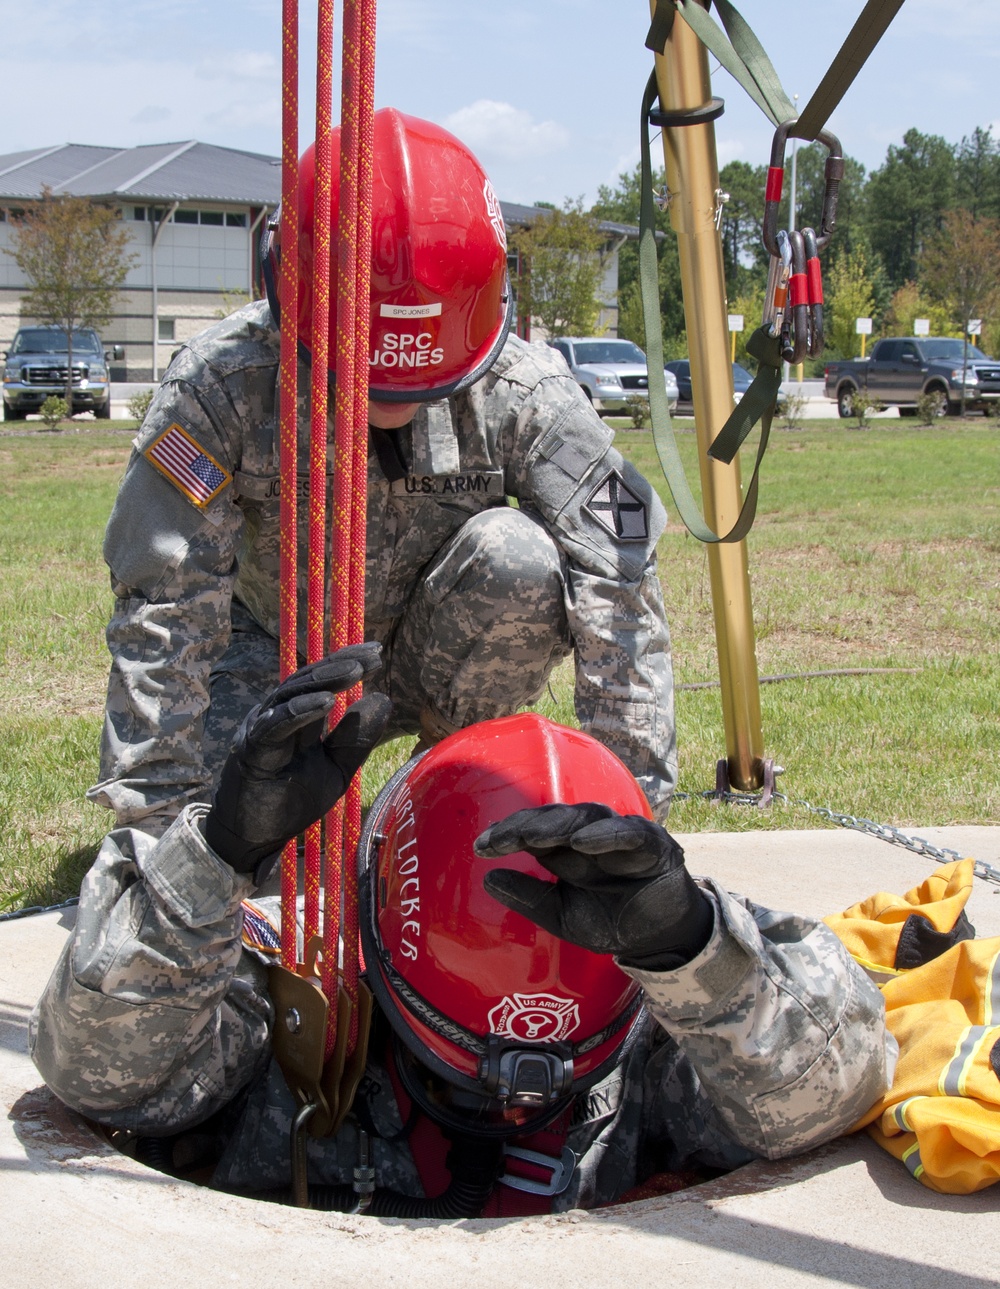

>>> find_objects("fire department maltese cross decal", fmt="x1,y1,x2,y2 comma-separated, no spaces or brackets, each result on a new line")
488,993,581,1042
585,470,648,541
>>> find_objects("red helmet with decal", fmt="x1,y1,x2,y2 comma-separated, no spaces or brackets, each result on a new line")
359,713,650,1137
261,107,513,402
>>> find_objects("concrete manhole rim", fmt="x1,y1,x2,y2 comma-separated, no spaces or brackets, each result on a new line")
9,1080,823,1230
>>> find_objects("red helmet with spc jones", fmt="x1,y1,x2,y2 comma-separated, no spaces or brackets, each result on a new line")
261,107,513,402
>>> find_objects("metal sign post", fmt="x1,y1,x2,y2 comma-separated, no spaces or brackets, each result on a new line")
650,0,765,791
728,312,743,363
856,315,872,359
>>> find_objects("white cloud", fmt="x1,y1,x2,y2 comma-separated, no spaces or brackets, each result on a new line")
196,51,277,82
443,100,570,164
606,147,641,186
716,138,747,168
130,106,172,126
206,97,284,134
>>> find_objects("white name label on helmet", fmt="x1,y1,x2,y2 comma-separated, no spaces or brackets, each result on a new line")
380,303,442,318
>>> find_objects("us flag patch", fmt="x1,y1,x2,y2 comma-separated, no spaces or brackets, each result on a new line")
241,900,281,956
144,423,231,506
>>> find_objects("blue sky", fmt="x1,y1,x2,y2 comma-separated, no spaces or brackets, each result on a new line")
5,1,999,205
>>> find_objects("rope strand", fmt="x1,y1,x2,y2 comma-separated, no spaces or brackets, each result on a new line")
278,0,301,970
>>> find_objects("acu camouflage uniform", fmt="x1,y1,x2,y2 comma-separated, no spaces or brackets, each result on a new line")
29,805,893,1209
90,301,675,836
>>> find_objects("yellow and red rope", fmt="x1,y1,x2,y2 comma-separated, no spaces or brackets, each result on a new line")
278,0,376,1066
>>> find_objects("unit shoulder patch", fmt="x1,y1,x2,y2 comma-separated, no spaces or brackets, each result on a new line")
144,423,232,507
585,469,649,541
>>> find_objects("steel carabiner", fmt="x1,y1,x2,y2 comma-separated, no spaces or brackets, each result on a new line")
801,226,824,356
761,119,844,257
784,230,810,364
761,229,793,343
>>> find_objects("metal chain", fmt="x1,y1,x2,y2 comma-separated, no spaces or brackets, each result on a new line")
675,787,1000,888
0,895,80,925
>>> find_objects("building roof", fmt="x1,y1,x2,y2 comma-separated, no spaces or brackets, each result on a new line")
0,142,281,205
0,142,639,237
498,199,639,241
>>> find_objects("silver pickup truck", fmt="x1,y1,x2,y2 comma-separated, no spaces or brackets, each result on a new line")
2,325,123,421
824,337,1000,417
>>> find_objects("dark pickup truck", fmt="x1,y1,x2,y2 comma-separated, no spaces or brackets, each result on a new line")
824,337,1000,417
2,325,123,421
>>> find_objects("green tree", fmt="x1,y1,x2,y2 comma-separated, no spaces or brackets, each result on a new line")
864,130,956,290
920,209,1000,411
826,246,877,359
955,127,1000,221
789,144,867,258
508,200,606,338
6,188,136,406
591,163,684,352
718,159,767,292
883,280,956,339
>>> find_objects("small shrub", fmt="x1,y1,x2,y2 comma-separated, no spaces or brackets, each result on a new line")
916,390,947,424
779,388,806,429
127,389,154,425
39,396,68,431
625,393,650,429
850,391,885,429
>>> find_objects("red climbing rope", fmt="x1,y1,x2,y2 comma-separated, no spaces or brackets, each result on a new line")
343,0,376,1053
275,0,376,1068
320,0,377,1058
278,0,300,971
302,0,335,954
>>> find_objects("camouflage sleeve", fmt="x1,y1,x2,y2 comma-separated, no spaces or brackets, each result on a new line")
28,805,272,1134
623,880,891,1159
88,367,245,833
494,344,676,817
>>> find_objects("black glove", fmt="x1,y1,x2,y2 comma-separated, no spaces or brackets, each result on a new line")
202,643,392,881
475,803,714,970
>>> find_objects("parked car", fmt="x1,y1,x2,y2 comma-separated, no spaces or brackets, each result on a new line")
2,325,123,421
824,337,1000,417
663,359,787,416
545,337,679,416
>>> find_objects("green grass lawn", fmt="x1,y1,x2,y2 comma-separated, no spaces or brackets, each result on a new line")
1,417,998,911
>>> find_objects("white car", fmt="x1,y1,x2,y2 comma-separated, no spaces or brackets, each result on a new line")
546,337,679,416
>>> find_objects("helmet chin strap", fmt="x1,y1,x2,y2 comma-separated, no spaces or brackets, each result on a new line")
391,1033,574,1142
479,1034,574,1106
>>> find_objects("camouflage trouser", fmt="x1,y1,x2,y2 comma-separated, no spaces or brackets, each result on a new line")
203,507,572,783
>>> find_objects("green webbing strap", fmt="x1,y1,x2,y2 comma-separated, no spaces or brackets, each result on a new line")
659,0,906,144
659,0,795,127
640,72,771,544
644,0,675,56
707,326,782,465
794,0,907,141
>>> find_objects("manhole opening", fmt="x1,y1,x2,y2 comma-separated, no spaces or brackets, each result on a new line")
101,1122,727,1214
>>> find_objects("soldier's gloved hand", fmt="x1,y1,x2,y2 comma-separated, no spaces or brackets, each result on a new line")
202,643,391,882
475,803,714,970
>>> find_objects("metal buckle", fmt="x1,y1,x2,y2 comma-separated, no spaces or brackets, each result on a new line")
499,1144,576,1197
